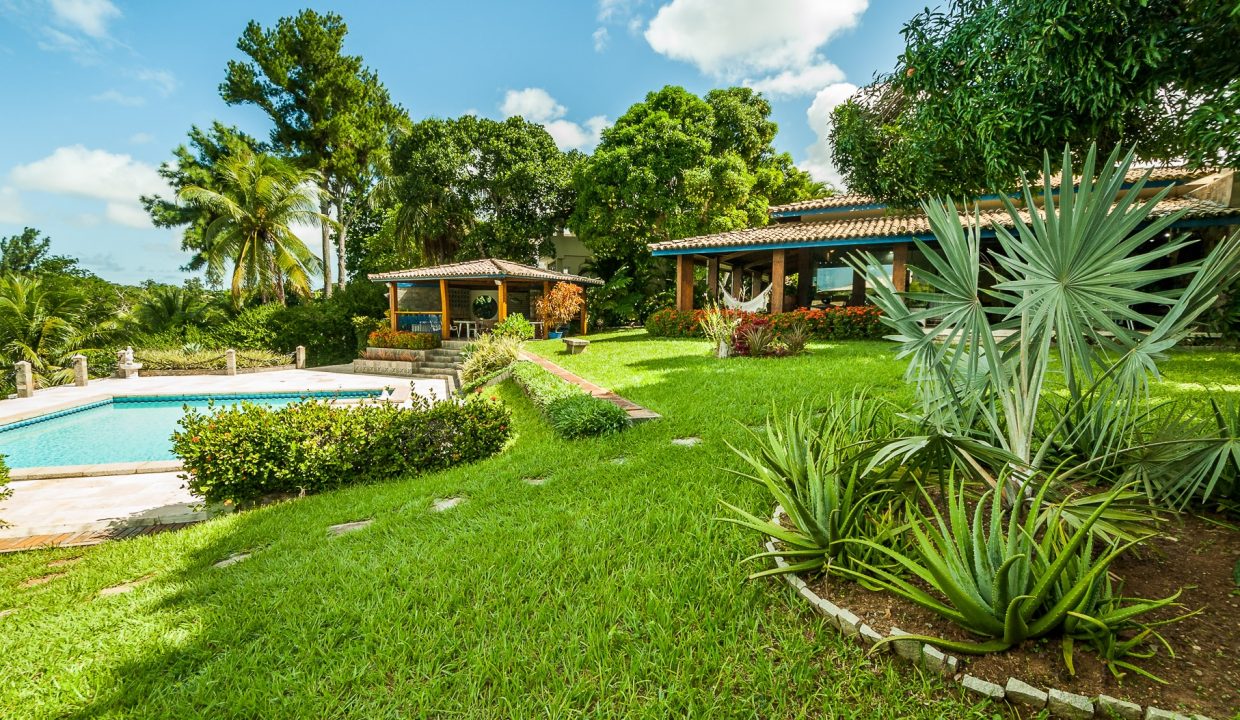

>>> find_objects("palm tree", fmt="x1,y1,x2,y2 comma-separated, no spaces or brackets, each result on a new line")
179,148,329,306
0,274,111,388
129,285,222,336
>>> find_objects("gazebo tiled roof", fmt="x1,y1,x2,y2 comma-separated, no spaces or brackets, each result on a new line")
649,197,1240,255
368,258,602,285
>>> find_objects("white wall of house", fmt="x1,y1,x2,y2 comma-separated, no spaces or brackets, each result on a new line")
539,230,592,275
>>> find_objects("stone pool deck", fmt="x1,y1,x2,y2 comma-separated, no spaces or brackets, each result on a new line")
0,369,450,550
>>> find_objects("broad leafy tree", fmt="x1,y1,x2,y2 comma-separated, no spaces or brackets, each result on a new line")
830,0,1240,204
383,115,578,265
572,86,821,259
178,147,328,307
221,9,407,295
0,228,83,277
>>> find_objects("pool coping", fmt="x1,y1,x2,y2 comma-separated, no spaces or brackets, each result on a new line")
9,460,184,481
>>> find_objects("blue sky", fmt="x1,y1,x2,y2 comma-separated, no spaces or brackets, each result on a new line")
0,0,922,284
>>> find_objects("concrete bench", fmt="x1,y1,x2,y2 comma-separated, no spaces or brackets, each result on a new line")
563,338,590,355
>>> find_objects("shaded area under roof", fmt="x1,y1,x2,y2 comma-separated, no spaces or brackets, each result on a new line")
368,258,603,285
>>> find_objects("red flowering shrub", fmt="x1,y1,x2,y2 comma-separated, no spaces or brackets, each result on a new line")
367,327,441,350
645,306,885,341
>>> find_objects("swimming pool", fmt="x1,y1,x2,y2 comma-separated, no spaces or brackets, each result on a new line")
0,391,382,468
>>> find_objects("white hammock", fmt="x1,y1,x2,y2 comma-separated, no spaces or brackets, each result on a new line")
720,284,772,312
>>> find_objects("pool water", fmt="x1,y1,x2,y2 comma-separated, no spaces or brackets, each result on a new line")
0,392,381,469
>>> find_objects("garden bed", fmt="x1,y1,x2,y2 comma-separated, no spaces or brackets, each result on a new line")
801,511,1240,718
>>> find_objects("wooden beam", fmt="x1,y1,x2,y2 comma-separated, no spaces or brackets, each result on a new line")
850,267,867,306
580,301,589,336
796,249,813,309
706,257,719,303
892,242,909,293
676,255,695,311
770,249,786,313
388,282,398,331
439,279,450,339
731,264,744,298
541,281,551,338
498,280,509,321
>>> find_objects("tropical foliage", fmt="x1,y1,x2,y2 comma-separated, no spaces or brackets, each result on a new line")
535,282,585,330
0,274,114,389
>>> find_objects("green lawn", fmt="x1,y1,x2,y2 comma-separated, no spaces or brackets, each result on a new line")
1,331,1236,718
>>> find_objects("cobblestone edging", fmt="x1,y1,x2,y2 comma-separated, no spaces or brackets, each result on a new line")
765,506,1212,720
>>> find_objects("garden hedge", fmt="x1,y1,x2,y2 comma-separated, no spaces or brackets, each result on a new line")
173,395,510,505
644,306,885,340
510,361,629,439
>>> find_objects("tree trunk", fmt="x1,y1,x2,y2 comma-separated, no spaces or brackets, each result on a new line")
335,197,348,292
319,194,333,298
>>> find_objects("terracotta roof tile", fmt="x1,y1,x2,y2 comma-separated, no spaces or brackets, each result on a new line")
369,258,603,285
767,167,1215,215
649,197,1239,254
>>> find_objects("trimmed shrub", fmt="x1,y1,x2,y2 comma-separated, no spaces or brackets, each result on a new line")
511,361,628,439
367,327,441,350
645,306,885,341
172,395,511,505
136,348,290,370
492,313,535,341
461,334,520,385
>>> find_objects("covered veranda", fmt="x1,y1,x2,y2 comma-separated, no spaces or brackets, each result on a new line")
368,258,602,339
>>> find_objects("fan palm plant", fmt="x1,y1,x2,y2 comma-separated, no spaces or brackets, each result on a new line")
179,147,329,307
128,285,223,336
851,143,1240,504
0,273,112,388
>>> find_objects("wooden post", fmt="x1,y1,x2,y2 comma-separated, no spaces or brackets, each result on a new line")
706,257,719,303
770,249,786,313
750,271,760,299
439,279,451,339
676,255,695,311
850,268,867,306
892,242,909,293
498,280,509,322
796,250,813,309
730,264,744,299
388,282,398,331
580,296,589,336
542,281,551,338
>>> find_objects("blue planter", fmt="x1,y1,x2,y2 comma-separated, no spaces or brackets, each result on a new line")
548,330,564,339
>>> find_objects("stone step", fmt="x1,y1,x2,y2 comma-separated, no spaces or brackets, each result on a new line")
440,340,472,351
425,351,464,361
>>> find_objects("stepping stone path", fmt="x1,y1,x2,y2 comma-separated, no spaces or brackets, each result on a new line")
611,456,627,465
327,520,373,537
213,552,252,569
47,556,82,568
523,476,549,486
432,497,464,512
98,574,154,597
20,572,66,588
671,437,701,447
0,608,18,620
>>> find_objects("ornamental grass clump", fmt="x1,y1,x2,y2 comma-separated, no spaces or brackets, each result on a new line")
461,333,520,385
698,303,741,357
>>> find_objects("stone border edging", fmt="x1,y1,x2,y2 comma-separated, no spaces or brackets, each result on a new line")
10,460,183,481
765,506,1211,720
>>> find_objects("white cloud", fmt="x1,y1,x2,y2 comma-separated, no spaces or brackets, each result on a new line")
499,89,609,152
49,0,120,39
500,88,566,124
9,145,168,228
0,186,25,224
135,68,176,96
91,89,145,106
644,0,866,97
544,115,610,152
129,132,154,145
745,61,846,100
800,82,858,188
593,26,610,52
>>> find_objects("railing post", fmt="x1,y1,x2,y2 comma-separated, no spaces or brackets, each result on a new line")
225,349,237,376
14,361,34,398
71,354,88,387
295,346,306,369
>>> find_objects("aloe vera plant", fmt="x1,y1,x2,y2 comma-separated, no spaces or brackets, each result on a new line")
722,394,905,579
839,475,1183,667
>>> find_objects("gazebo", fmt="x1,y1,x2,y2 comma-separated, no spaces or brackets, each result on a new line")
368,258,603,339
